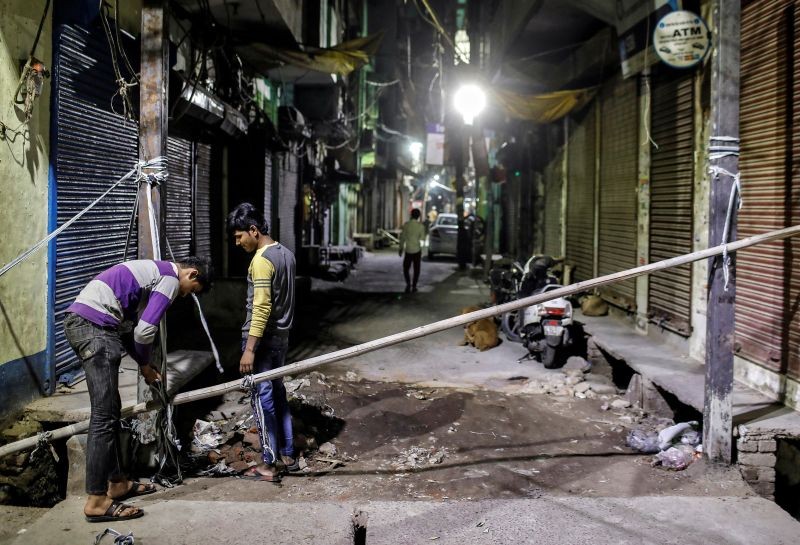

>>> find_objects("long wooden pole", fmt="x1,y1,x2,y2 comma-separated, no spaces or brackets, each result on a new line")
3,224,800,459
704,0,740,464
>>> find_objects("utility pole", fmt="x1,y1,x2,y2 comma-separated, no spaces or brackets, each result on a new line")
138,0,169,405
703,0,740,464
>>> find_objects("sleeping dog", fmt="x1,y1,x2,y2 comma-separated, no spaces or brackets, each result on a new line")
460,305,500,351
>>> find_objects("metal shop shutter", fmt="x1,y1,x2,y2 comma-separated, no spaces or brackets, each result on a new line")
166,137,193,260
648,72,694,336
736,0,800,378
598,77,639,310
53,25,139,375
277,153,299,254
565,106,597,283
542,149,563,257
194,143,212,258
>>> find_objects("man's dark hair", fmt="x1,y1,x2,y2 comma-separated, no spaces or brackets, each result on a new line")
178,256,214,293
227,202,269,235
410,208,421,220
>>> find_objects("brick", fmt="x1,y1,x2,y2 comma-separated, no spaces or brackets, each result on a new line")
737,440,759,453
739,466,759,481
757,468,776,482
738,452,776,467
749,481,775,497
758,440,777,453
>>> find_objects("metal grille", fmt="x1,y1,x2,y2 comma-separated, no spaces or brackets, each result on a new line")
648,72,694,336
53,25,139,374
277,153,298,254
598,77,638,310
736,0,800,378
166,137,193,260
194,143,212,258
565,106,597,283
543,149,563,257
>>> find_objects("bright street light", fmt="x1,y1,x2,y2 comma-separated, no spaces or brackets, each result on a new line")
453,83,486,125
409,141,423,161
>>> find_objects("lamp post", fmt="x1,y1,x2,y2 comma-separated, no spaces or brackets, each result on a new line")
453,83,487,268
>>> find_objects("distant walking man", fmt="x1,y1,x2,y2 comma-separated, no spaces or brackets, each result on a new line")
399,208,426,293
64,256,213,522
228,202,297,483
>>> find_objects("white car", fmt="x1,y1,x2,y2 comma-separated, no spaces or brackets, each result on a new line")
427,213,458,259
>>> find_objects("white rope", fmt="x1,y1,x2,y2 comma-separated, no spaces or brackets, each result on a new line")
0,157,166,279
708,136,742,291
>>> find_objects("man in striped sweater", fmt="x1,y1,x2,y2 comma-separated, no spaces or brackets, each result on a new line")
63,256,213,522
228,202,297,483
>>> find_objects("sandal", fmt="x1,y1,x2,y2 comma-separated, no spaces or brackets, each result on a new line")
113,481,157,501
239,467,282,483
281,456,301,473
85,501,144,523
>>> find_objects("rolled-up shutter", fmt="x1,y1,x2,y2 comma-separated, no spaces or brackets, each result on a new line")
194,143,212,258
166,137,193,260
648,72,694,335
53,24,138,375
598,77,638,310
565,106,596,282
736,0,800,378
542,149,563,257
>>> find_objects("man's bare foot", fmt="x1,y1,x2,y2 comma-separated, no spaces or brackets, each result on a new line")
241,463,281,481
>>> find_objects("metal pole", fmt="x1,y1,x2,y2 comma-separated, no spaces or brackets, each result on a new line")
703,0,740,465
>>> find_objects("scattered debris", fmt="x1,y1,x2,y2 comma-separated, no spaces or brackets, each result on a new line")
610,399,631,410
564,356,592,373
652,444,701,470
392,446,450,470
626,429,660,454
318,442,338,457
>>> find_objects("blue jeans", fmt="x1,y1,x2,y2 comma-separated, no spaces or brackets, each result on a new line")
64,313,125,495
243,336,294,464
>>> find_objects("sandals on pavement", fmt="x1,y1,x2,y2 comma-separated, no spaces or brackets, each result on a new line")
281,456,301,473
85,501,144,523
113,481,157,501
239,467,282,483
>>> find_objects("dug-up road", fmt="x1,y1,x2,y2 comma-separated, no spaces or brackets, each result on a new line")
4,251,800,545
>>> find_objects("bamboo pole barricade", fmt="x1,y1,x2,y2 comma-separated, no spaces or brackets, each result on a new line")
3,224,800,458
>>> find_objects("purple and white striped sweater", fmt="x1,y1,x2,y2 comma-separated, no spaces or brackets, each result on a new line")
67,260,180,365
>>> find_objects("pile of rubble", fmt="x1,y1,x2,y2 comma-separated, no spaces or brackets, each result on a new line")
390,446,449,471
519,356,618,399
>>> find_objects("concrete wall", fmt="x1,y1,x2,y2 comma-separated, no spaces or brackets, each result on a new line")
0,0,53,420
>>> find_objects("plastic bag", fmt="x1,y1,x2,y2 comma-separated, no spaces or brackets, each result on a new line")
627,429,660,453
653,444,696,470
657,421,698,450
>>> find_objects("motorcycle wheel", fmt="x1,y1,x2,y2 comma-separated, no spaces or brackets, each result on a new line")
542,345,560,369
501,311,523,343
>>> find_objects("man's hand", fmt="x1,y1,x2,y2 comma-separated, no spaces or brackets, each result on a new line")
240,349,255,375
140,364,162,385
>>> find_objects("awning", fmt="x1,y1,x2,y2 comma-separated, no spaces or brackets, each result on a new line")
239,32,385,77
491,87,597,123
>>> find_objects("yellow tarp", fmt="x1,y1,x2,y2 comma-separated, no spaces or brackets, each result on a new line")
246,32,384,76
491,87,597,123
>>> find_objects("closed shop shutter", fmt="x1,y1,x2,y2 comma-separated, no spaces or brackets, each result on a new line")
648,72,694,335
53,25,139,375
166,137,193,260
736,0,800,378
598,78,638,309
565,106,596,282
542,149,563,257
278,153,299,254
194,143,212,258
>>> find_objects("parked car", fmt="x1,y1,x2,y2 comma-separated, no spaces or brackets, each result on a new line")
427,213,458,259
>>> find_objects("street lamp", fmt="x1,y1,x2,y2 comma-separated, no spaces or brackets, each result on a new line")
409,141,423,162
453,83,486,125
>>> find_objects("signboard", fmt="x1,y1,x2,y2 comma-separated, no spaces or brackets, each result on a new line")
425,123,445,166
618,0,681,78
653,10,711,69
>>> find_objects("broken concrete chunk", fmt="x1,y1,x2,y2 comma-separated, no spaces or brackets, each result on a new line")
565,375,585,386
564,356,592,373
318,441,338,457
588,384,617,395
573,382,592,394
611,399,631,409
